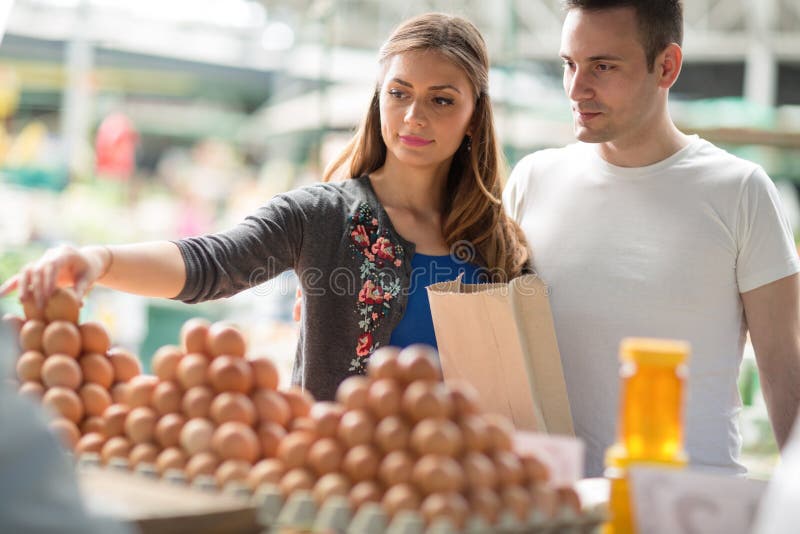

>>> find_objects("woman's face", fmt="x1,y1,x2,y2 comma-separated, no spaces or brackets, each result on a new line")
379,49,476,174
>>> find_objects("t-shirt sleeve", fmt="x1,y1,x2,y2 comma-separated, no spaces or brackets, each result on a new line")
173,188,317,303
503,154,535,223
736,167,800,293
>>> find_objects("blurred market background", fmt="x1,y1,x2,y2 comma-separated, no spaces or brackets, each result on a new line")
0,0,798,478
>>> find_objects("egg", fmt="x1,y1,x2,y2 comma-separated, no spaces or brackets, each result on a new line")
410,418,463,457
126,375,159,408
401,381,452,422
337,409,375,448
103,404,131,438
520,452,551,485
107,348,142,382
412,455,465,495
484,414,515,452
42,321,81,358
446,379,482,417
49,418,81,450
101,436,132,465
215,460,252,487
502,485,531,521
462,452,498,489
20,293,45,321
341,444,380,483
211,421,260,463
367,378,402,419
247,458,285,490
76,432,107,456
251,389,291,427
42,354,83,390
16,350,45,382
151,345,182,382
373,415,410,453
397,345,441,383
79,353,115,389
180,417,215,456
281,386,314,418
289,417,317,436
111,382,131,404
420,492,469,529
335,375,370,411
125,406,157,444
556,486,582,514
180,317,211,355
276,431,314,470
210,392,256,426
176,353,209,389
155,413,186,448
42,387,84,423
366,346,401,380
151,381,182,416
18,381,45,401
129,443,160,468
278,468,315,498
156,447,188,475
257,421,288,457
44,287,81,323
309,402,344,439
378,450,415,487
186,452,220,481
182,386,214,419
208,355,253,394
459,415,491,453
494,451,525,487
307,438,344,476
81,416,105,435
313,473,351,505
348,481,383,510
382,484,421,519
79,321,111,354
530,485,558,519
19,320,45,352
79,383,112,417
248,357,279,390
206,322,246,359
469,488,502,524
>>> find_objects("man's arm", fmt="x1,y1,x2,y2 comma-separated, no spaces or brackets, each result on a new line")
742,272,800,449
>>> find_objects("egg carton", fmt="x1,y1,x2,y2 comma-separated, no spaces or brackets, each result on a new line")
77,454,606,533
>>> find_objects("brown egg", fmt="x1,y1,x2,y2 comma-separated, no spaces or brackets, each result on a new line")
180,417,215,456
79,383,112,417
81,416,105,435
208,355,253,394
342,444,380,483
307,438,344,476
470,488,502,524
210,392,256,426
42,387,84,423
520,452,551,485
111,382,131,404
152,381,182,416
556,486,582,514
42,321,81,358
182,386,214,419
308,402,344,439
412,455,465,495
19,320,45,352
76,432,107,456
151,345,182,382
378,450,414,487
79,321,111,354
247,458,285,490
216,459,252,487
335,375,370,411
349,481,383,510
103,404,131,438
289,417,317,436
313,473,351,505
129,443,160,468
402,381,452,423
101,436,132,465
155,413,186,448
460,415,491,453
397,345,441,384
20,294,45,321
382,484,421,519
337,409,375,448
502,485,531,521
446,380,482,417
366,346,401,380
45,287,81,323
410,418,463,457
257,421,287,458
18,381,45,401
16,350,45,382
530,485,558,519
211,421,259,463
156,447,188,475
278,468,315,498
79,353,115,389
177,353,209,389
374,415,410,454
186,452,220,481
206,322,246,358
484,414,515,452
42,354,83,389
463,452,498,490
494,451,524,487
281,386,314,418
49,418,81,450
181,318,211,354
127,375,159,408
125,406,157,444
107,348,142,382
248,357,279,390
420,492,469,529
367,378,402,419
251,389,291,427
276,431,314,470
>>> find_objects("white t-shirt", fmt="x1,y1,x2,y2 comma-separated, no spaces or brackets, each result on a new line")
504,136,800,477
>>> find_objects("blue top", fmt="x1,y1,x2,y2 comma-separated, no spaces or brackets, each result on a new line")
389,253,484,350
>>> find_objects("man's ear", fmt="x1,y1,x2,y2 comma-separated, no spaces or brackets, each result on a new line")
657,43,683,89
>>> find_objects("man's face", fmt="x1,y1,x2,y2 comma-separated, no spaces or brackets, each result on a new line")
560,7,661,145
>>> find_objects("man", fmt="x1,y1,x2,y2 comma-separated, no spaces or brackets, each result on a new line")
503,0,800,477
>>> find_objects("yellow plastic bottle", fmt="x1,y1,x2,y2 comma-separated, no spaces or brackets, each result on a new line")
603,338,690,534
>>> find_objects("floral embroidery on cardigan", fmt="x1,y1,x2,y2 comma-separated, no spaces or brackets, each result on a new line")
348,202,404,373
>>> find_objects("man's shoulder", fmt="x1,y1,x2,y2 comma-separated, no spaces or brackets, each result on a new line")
510,143,584,182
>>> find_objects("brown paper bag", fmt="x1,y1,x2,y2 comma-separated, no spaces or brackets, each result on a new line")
427,274,574,436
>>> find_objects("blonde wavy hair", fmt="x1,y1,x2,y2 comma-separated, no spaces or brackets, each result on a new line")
323,13,529,280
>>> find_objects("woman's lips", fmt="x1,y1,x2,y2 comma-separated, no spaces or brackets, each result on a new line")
400,135,433,147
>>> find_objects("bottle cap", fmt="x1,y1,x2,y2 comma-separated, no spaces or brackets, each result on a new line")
620,338,690,366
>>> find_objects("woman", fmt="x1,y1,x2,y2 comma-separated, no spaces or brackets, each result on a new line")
1,13,528,401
